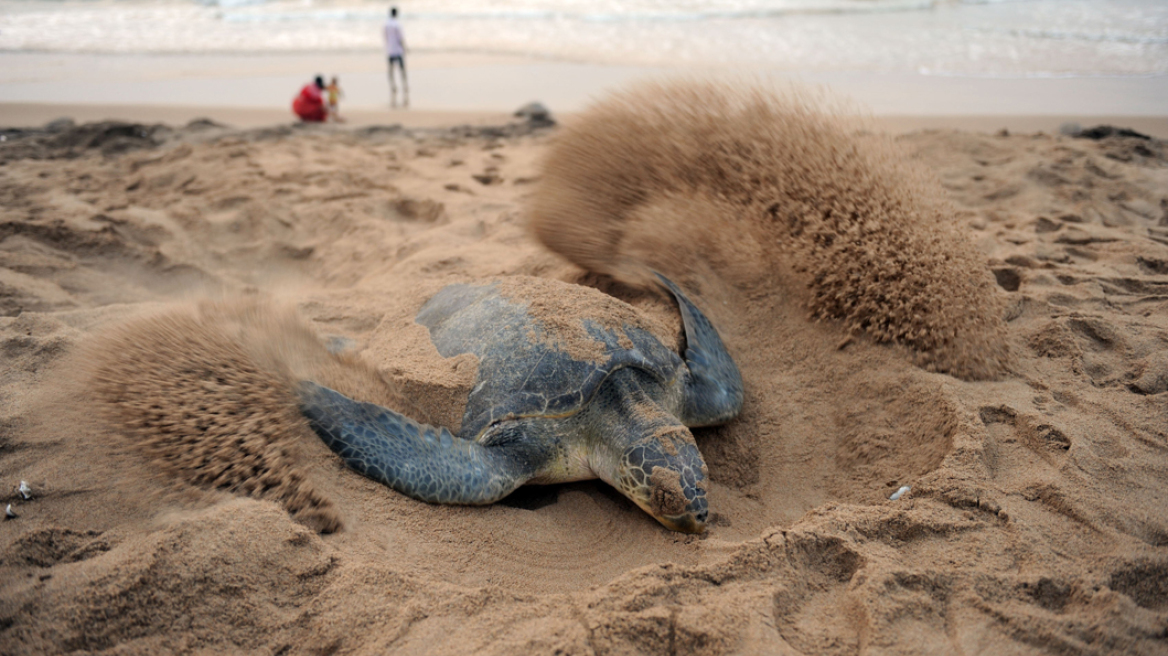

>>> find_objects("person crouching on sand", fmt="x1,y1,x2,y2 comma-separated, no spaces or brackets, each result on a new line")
292,76,328,123
326,76,345,122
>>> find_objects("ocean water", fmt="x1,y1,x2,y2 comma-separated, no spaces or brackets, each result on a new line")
0,0,1165,76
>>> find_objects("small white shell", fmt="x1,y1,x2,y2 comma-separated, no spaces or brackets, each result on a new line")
889,485,911,501
18,481,31,500
4,504,16,519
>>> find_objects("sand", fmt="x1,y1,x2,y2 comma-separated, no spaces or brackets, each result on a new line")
3,51,1168,124
0,81,1166,654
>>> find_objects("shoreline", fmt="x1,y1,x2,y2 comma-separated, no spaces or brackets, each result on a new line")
2,52,1166,123
0,103,516,130
3,102,1167,139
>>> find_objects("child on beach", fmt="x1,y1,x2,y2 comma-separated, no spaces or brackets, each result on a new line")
326,76,345,122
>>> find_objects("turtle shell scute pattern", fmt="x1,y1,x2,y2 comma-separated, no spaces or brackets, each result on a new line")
416,281,684,440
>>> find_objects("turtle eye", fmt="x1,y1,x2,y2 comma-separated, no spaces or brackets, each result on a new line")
648,466,689,517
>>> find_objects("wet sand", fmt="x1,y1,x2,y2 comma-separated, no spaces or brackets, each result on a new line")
3,50,1167,120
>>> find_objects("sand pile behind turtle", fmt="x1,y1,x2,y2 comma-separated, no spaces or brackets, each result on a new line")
531,80,1009,380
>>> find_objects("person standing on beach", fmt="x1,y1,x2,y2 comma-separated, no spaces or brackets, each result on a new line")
383,7,408,108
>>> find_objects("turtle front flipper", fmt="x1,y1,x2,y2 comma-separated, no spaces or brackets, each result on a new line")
297,382,540,505
654,273,744,427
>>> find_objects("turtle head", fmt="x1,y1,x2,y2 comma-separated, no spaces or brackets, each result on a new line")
614,428,709,533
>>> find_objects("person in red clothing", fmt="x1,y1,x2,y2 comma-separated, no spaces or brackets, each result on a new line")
292,76,328,122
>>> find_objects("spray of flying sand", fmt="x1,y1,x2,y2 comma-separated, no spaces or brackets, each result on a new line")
531,80,1008,379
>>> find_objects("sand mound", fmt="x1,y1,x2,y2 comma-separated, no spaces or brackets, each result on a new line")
0,121,174,163
531,80,1009,379
4,499,332,654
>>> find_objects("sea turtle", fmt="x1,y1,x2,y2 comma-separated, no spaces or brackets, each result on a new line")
297,273,743,533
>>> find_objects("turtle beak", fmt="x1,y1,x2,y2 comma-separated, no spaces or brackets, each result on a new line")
656,510,707,534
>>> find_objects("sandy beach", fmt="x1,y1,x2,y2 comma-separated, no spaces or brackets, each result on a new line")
0,67,1165,653
3,50,1168,132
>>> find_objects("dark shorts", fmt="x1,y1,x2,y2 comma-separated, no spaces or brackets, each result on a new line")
388,55,405,69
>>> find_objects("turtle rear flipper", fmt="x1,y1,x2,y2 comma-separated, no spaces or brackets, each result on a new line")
654,273,744,427
298,382,540,505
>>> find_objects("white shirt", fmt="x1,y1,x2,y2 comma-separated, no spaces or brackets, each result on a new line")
383,18,405,57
